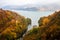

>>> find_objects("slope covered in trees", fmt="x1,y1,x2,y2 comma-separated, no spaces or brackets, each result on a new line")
0,9,60,40
23,11,60,40
0,9,31,40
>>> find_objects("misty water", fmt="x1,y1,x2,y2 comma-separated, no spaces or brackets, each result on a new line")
12,10,54,30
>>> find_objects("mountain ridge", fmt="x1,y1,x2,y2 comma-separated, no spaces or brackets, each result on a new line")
2,3,60,11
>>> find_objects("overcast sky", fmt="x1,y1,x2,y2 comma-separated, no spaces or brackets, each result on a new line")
0,0,60,6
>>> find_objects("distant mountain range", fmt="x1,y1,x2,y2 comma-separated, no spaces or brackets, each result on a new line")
2,3,60,11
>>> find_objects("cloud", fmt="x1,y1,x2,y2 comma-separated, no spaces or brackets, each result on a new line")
0,0,60,6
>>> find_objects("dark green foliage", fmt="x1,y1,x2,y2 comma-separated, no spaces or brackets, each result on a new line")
26,18,31,25
38,17,45,26
29,28,38,35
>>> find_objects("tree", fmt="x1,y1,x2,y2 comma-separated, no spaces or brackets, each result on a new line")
26,18,31,25
0,9,29,40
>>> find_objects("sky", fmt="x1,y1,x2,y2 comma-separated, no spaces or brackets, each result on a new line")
0,0,60,7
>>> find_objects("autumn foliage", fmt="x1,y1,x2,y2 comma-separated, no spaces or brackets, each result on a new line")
23,11,60,40
0,9,31,40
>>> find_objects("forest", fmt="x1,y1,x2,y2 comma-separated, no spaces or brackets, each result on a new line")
0,9,60,40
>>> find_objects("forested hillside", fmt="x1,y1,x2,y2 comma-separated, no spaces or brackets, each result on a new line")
0,9,31,40
23,11,60,40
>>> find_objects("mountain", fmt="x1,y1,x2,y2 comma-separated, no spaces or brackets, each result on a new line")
2,4,41,11
2,3,60,11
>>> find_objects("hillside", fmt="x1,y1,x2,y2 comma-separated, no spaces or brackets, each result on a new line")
23,11,60,40
0,9,31,40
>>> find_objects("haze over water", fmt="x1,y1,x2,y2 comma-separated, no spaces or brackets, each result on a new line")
12,10,54,30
